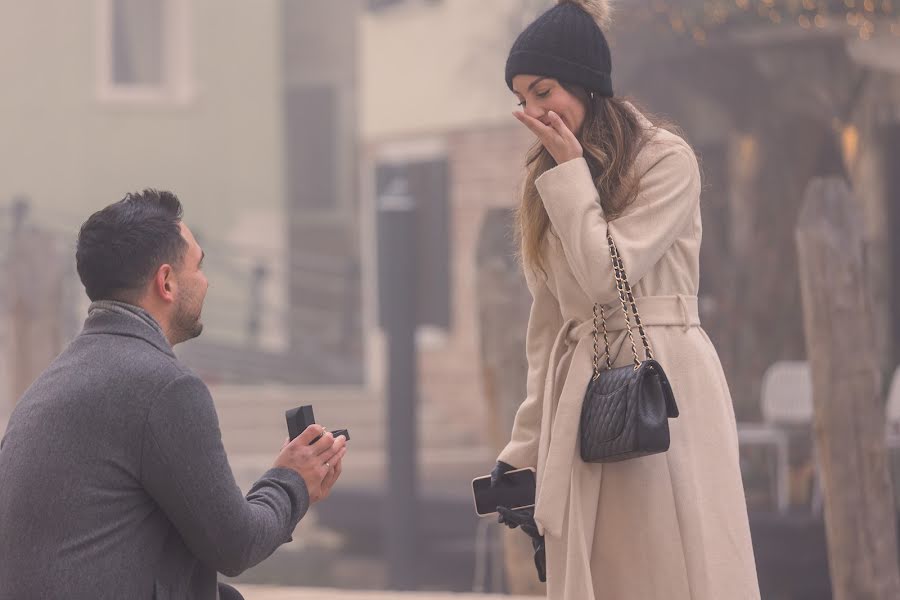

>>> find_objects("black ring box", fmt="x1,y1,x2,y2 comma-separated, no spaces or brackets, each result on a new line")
285,405,350,443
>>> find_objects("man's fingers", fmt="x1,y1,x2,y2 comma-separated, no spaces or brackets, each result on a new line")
308,431,335,456
321,463,337,489
319,436,347,465
322,448,347,492
334,447,347,470
295,424,326,446
327,450,346,482
331,446,347,466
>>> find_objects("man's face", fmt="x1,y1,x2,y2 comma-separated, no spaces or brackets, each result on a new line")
170,222,208,345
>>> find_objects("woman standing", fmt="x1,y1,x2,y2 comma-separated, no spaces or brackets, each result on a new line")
491,1,760,598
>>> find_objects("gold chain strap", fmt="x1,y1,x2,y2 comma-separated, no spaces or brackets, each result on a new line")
610,238,642,370
591,303,612,380
609,235,655,361
591,233,655,375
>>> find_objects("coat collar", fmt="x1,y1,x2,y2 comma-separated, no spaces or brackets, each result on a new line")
622,100,654,130
81,300,175,358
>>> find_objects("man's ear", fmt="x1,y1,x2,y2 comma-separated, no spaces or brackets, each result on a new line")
152,264,176,303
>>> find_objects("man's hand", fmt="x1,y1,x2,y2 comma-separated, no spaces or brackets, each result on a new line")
273,425,347,503
317,452,345,503
513,109,583,165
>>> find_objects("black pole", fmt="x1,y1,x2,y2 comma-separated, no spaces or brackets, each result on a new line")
376,176,418,590
247,262,267,347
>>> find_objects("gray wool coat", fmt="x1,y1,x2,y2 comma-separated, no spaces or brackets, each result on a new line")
0,302,309,600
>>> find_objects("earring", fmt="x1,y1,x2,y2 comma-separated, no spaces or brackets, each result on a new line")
589,91,595,100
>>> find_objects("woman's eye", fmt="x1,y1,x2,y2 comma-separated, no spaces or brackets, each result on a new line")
536,90,550,98
517,100,526,107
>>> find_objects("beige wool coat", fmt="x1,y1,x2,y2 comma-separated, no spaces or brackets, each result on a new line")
498,109,761,600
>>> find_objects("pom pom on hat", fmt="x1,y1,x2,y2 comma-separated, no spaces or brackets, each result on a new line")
558,0,612,31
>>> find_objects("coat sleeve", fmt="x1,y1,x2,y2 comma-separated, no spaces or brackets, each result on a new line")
140,374,310,577
535,142,701,305
497,270,563,469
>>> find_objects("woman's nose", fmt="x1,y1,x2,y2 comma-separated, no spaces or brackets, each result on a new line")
524,104,545,121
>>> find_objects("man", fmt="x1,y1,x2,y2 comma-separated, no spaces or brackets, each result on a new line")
0,190,347,599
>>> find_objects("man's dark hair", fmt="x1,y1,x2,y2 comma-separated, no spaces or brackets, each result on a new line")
76,189,187,302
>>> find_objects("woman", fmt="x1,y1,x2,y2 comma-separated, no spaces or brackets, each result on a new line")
491,1,761,598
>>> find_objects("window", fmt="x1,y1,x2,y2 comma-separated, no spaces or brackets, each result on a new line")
284,85,339,211
97,0,192,104
367,0,441,12
112,0,163,86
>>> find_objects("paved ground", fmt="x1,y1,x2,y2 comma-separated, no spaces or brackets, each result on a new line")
232,586,535,600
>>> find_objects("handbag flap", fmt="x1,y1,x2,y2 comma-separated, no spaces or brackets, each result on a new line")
644,359,679,418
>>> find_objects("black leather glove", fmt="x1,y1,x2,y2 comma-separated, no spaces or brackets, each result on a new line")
498,506,546,583
489,460,515,488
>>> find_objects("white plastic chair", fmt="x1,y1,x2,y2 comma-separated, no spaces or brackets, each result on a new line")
737,361,813,513
760,361,813,426
885,366,900,445
883,367,900,512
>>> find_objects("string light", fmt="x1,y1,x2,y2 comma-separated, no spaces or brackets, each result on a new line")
620,0,897,44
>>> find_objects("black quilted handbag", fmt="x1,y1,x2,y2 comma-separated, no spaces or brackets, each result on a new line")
579,233,680,463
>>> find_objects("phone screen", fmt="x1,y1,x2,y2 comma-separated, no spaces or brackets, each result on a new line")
471,468,536,516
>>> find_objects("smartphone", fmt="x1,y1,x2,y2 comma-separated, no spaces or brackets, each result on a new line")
471,467,536,517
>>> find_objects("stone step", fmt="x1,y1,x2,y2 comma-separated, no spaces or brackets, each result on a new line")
214,402,455,432
219,422,482,454
228,446,493,498
209,386,374,411
231,585,534,599
211,384,485,455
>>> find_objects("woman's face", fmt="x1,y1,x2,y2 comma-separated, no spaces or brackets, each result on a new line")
511,75,588,136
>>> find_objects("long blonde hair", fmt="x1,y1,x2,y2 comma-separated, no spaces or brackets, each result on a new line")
516,92,665,273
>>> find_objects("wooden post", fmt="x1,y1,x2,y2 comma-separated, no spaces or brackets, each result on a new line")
475,208,545,595
6,198,67,404
795,177,900,599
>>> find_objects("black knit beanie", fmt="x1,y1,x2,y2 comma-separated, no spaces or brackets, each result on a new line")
505,0,613,97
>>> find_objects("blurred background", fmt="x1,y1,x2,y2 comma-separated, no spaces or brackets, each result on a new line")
1,1,900,598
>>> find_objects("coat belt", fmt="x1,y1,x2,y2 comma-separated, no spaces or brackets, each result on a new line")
533,295,700,538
